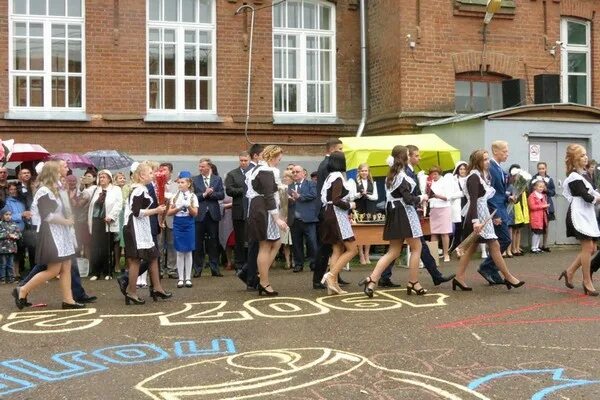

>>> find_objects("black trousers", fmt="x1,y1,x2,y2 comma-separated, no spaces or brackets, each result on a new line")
90,218,112,277
194,215,220,274
232,219,247,269
245,240,259,286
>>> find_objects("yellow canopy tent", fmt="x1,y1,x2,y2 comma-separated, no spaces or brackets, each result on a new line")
341,133,461,178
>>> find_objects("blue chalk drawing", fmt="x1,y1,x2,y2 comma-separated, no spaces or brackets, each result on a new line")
469,368,600,400
92,344,170,365
174,338,237,357
0,374,35,397
0,351,107,382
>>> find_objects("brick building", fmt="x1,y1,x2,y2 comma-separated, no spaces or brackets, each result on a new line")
1,0,599,158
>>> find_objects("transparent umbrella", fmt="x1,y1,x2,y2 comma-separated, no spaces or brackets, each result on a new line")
84,150,135,170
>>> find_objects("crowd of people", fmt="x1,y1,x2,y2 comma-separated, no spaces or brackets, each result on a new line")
6,137,600,309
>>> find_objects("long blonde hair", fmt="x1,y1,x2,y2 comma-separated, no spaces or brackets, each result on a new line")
37,160,61,195
357,163,373,183
565,144,586,176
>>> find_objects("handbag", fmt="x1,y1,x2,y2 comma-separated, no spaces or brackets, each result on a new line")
22,225,37,248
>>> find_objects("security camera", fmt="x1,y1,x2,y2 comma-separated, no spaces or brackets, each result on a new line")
406,34,412,39
555,40,563,45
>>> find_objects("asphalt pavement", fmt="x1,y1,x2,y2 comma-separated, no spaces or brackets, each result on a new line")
0,247,599,399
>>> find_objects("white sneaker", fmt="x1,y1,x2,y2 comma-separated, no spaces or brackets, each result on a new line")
89,276,97,281
104,276,112,280
185,280,193,288
177,280,184,288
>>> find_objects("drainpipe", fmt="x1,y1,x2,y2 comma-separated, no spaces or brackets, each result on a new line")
356,0,368,137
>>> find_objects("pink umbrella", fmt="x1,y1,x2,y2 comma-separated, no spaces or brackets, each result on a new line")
47,153,95,169
8,143,49,162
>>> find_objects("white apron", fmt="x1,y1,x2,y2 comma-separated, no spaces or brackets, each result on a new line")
563,172,600,238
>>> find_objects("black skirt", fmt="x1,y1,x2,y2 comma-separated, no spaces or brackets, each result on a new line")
566,207,599,241
123,223,160,261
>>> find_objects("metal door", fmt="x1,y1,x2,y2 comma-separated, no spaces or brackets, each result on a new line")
528,138,588,244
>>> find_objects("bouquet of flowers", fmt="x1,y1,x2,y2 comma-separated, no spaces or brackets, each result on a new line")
508,168,532,215
454,210,496,257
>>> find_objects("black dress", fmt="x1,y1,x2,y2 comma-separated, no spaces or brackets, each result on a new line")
383,174,422,240
247,168,280,242
123,185,160,261
320,177,355,244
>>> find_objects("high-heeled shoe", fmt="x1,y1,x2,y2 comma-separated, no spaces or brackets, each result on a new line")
406,281,427,295
12,287,28,310
558,270,574,289
583,284,599,296
504,279,525,290
150,289,173,302
125,294,146,305
323,274,346,295
451,278,473,291
258,284,279,296
358,276,376,298
62,301,85,309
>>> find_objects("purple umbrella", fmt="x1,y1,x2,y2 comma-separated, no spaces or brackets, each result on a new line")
48,153,95,169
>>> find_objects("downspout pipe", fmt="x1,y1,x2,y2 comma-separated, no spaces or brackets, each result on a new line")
356,0,368,137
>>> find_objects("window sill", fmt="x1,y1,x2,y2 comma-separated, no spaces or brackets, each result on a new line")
273,115,344,125
4,110,90,121
144,113,223,123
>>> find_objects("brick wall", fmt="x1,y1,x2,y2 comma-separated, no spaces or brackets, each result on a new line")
368,0,600,133
0,0,362,156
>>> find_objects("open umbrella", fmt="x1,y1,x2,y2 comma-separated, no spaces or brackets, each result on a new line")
8,143,50,162
84,150,135,170
47,153,95,169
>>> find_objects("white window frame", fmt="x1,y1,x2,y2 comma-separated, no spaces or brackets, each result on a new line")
272,0,336,118
146,0,217,118
8,0,86,117
560,18,591,106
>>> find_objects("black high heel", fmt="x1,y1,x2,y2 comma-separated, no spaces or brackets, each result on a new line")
406,281,427,295
583,284,599,296
558,271,574,289
258,284,279,296
504,279,525,290
358,276,376,298
12,287,28,310
150,289,173,302
125,294,146,305
451,278,473,291
62,302,85,309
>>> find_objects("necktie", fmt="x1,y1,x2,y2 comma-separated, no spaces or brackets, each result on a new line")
204,177,209,187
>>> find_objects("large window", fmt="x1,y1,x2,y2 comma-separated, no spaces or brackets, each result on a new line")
273,0,336,116
560,18,591,105
9,0,85,111
455,73,505,113
147,0,215,114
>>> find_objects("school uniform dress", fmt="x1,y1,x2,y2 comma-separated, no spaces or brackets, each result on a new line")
172,190,199,252
246,165,281,242
123,184,160,261
462,170,497,242
383,172,424,240
33,186,76,266
354,178,378,215
320,172,355,244
563,171,600,241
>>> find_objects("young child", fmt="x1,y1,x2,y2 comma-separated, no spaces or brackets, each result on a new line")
528,179,549,254
167,171,199,288
0,210,22,283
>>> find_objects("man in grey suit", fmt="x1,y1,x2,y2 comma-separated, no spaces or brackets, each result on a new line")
193,158,225,277
225,151,251,271
289,165,319,272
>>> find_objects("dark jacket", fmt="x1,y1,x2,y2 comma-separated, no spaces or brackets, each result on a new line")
288,179,319,224
225,167,247,221
193,174,225,222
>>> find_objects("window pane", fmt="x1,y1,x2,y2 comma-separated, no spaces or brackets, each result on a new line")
321,51,330,80
320,6,331,30
199,0,211,23
568,52,587,73
472,82,487,97
164,79,176,109
288,84,298,112
273,2,284,28
68,76,82,107
30,0,46,15
148,44,160,74
14,22,27,37
274,49,282,79
149,28,160,42
307,83,316,112
49,0,66,16
306,51,316,80
185,29,196,43
320,37,330,50
30,23,43,37
52,40,66,72
287,49,297,79
185,80,196,109
67,0,82,17
164,29,175,42
303,3,316,29
490,82,503,110
30,77,44,106
68,25,81,38
149,0,161,20
14,39,27,70
455,81,470,96
30,39,44,70
14,76,27,106
287,1,300,28
13,1,26,14
52,76,66,107
274,84,283,112
273,34,282,48
52,24,66,38
199,80,211,109
455,81,470,112
307,36,316,49
182,0,197,22
149,79,160,108
198,31,210,44
185,45,196,76
199,49,211,76
164,0,178,21
568,75,587,105
164,44,176,75
321,84,331,113
68,41,82,72
567,21,587,45
288,35,297,48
